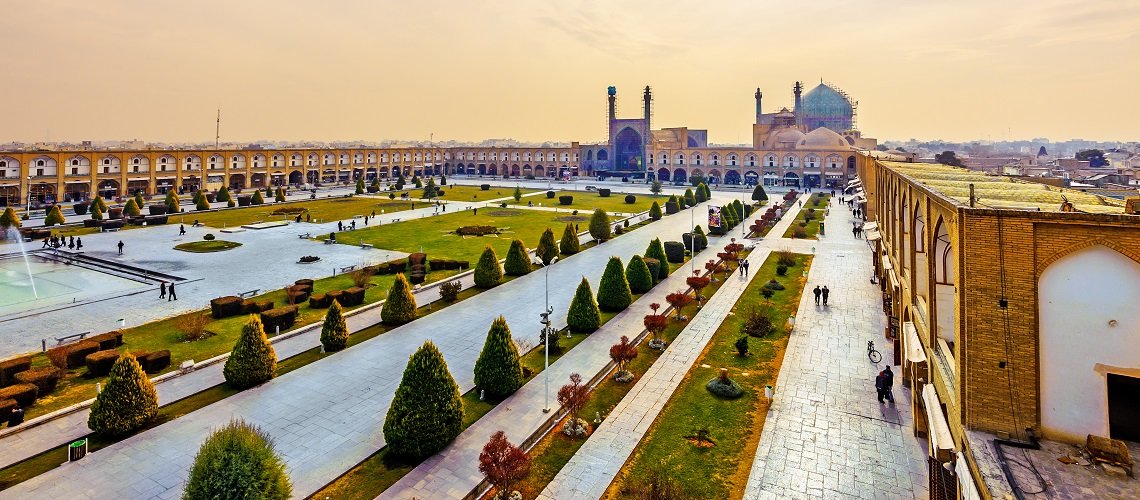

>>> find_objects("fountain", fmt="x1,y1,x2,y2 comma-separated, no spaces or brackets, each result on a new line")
4,227,38,298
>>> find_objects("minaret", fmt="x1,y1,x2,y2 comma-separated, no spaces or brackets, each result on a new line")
793,81,803,128
607,86,617,123
754,88,763,123
643,85,652,132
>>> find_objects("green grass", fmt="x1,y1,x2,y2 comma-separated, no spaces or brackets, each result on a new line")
511,190,659,215
431,184,539,203
173,240,242,252
782,193,831,239
606,252,813,500
331,208,605,264
177,197,416,229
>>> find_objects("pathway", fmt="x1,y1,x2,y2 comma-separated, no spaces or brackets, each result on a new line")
1,202,707,499
535,194,807,500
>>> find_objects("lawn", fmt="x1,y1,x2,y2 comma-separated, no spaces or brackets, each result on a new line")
782,193,831,239
175,197,416,229
429,184,539,203
173,240,242,252
605,251,812,499
510,190,660,215
331,208,610,263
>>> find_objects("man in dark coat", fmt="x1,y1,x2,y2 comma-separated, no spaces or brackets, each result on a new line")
813,285,822,305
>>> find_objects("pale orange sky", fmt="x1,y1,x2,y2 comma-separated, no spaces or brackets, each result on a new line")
3,0,1138,144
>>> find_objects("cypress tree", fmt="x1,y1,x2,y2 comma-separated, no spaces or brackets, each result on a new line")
90,204,104,221
588,208,610,242
223,315,278,389
184,419,292,500
536,227,558,265
513,185,522,202
473,246,503,288
596,256,632,312
87,353,158,436
566,277,601,333
251,190,265,205
216,186,231,203
439,174,446,185
684,188,696,207
44,205,66,225
275,187,286,202
503,239,531,276
91,195,109,213
644,238,670,280
625,255,654,294
559,223,580,255
355,178,365,195
134,191,146,209
384,341,464,459
752,184,768,202
196,193,210,211
413,176,423,188
693,225,708,250
320,300,349,352
649,201,662,220
473,316,524,398
381,273,417,325
165,191,179,213
370,178,381,191
123,198,141,217
695,183,708,203
265,185,273,197
0,207,20,229
422,177,438,199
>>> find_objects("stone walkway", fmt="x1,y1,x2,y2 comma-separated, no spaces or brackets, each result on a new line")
1,201,709,499
743,199,928,499
535,194,806,500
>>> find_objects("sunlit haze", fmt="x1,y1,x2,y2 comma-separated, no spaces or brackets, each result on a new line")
4,0,1139,144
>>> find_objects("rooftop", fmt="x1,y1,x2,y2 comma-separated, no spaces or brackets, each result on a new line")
881,161,1129,214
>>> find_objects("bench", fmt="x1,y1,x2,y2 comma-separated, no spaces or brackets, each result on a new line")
390,218,400,223
339,265,357,273
297,233,312,239
323,238,335,245
360,243,374,249
43,331,92,351
237,289,260,299
103,227,120,232
193,222,204,227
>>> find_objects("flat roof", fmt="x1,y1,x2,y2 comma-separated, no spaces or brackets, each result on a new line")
881,161,1128,214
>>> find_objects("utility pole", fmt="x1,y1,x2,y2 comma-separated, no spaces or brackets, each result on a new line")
215,109,221,149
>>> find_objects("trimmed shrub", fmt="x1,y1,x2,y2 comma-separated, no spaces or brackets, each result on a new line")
320,301,349,352
384,341,464,459
216,186,232,203
664,195,680,215
439,280,461,302
694,184,707,204
88,354,158,436
735,335,750,356
308,293,332,309
776,264,788,276
164,191,179,213
588,208,610,242
683,188,696,207
326,290,344,307
90,205,104,221
764,279,785,291
741,308,775,338
211,296,243,319
340,286,365,307
294,278,314,292
91,195,109,213
251,190,265,205
240,299,273,315
596,257,632,312
184,419,292,500
0,356,31,387
203,233,216,241
196,194,211,211
85,349,122,377
566,277,601,333
140,350,171,374
624,194,636,204
649,201,662,220
663,241,685,263
473,316,524,399
546,190,556,198
223,315,277,389
559,223,580,255
0,207,21,229
275,187,286,202
536,227,558,265
641,257,661,282
237,195,252,206
72,203,88,216
598,188,611,197
381,273,417,325
625,255,654,294
355,178,365,195
15,367,62,395
644,238,669,280
693,225,708,250
474,246,503,288
480,184,491,191
503,239,531,276
44,205,66,226
706,373,744,399
0,384,37,408
558,195,573,205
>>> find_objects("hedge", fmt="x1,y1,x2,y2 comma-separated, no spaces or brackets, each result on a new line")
72,203,88,216
625,255,654,294
44,205,66,226
308,293,332,309
260,306,298,334
223,316,277,389
624,194,636,204
665,196,680,215
0,356,31,387
47,340,99,369
0,384,37,408
183,420,292,500
473,316,524,399
340,287,365,307
326,290,344,307
473,246,503,289
294,279,314,292
384,341,464,459
480,184,491,190
241,299,274,315
596,256,632,312
15,367,62,395
85,349,122,377
139,351,171,374
211,296,244,319
546,191,556,198
642,257,662,282
598,188,611,197
87,354,158,436
663,241,686,263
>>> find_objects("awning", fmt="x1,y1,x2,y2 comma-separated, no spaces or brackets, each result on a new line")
955,454,983,500
863,221,879,231
846,179,862,187
888,267,901,290
922,385,956,457
903,321,927,364
853,195,867,203
881,259,893,271
865,229,882,241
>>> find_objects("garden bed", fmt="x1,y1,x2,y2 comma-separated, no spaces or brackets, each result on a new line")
782,193,830,239
173,240,242,253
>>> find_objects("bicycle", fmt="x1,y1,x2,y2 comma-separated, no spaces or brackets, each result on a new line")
867,340,882,363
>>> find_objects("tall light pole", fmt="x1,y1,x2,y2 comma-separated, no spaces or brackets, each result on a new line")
541,256,557,413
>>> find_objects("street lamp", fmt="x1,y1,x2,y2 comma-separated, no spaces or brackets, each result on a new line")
540,255,558,413
25,176,32,213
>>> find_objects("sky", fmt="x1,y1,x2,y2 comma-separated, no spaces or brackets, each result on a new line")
2,0,1139,145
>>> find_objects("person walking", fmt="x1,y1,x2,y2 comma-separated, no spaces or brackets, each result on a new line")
69,235,75,248
76,237,83,249
117,240,124,255
852,225,859,239
179,224,187,236
337,221,343,231
813,285,822,305
739,261,745,277
159,281,167,299
167,282,177,301
822,285,830,306
879,367,894,403
42,237,49,248
875,370,888,403
743,259,750,276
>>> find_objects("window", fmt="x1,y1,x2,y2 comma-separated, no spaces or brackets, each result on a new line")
132,166,139,173
0,161,5,168
72,168,78,175
133,158,140,164
103,159,111,165
72,159,79,166
0,171,5,178
37,160,45,167
37,168,44,176
104,167,110,174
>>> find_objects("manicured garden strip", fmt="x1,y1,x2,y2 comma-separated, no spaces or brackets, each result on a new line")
606,251,813,499
172,240,242,252
782,193,831,239
509,190,660,214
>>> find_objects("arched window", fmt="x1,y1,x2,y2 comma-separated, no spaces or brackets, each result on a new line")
933,218,954,284
914,205,925,253
675,153,685,165
784,155,798,168
765,154,777,167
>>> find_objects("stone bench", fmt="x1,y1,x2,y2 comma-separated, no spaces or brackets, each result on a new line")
103,227,120,232
297,233,312,239
237,289,260,299
360,243,374,249
339,265,357,273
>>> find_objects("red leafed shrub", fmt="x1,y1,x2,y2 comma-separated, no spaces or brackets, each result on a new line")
610,336,638,372
643,314,669,341
478,431,531,497
665,292,693,319
557,373,591,422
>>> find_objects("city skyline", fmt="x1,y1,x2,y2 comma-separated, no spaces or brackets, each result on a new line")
3,0,1139,144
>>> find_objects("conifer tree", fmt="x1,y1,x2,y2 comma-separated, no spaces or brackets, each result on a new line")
588,208,610,242
223,315,277,389
275,187,286,202
134,191,146,209
693,225,708,250
44,205,66,225
165,191,179,213
566,277,601,333
559,223,580,255
265,185,273,197
91,195,109,213
473,316,524,398
439,174,446,185
250,190,265,205
752,184,768,202
355,178,365,195
596,256,632,312
0,207,20,229
216,186,231,203
196,192,210,211
123,198,141,217
649,201,663,220
381,273,417,325
422,177,438,199
536,227,558,265
625,255,654,294
695,183,708,203
684,188,696,207
384,341,464,459
87,354,158,436
320,300,349,352
664,195,680,214
474,246,503,288
184,419,292,500
644,238,670,280
513,185,523,202
90,204,104,221
503,239,531,276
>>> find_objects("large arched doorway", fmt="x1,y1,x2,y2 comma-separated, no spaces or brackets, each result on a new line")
657,168,670,182
289,170,304,185
724,170,741,185
613,127,643,172
673,168,687,184
1040,245,1140,442
230,173,248,189
782,172,800,187
97,180,119,199
743,171,758,186
0,186,20,207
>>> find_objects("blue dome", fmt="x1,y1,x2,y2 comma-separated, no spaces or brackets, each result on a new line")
800,83,854,131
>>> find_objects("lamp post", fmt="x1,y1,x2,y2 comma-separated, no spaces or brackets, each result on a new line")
541,255,557,413
25,176,32,213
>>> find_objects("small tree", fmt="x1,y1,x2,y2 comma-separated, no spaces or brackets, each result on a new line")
177,312,212,342
683,188,696,207
609,335,638,374
381,273,417,325
320,300,349,352
693,225,708,250
0,207,20,229
223,315,278,389
479,431,531,499
165,191,180,213
439,174,446,185
384,341,464,459
625,255,654,294
644,313,669,341
513,185,523,202
275,187,286,202
666,291,694,320
588,208,610,242
196,193,211,211
474,246,504,288
650,180,662,196
559,222,580,255
413,176,423,188
90,195,109,213
752,184,768,202
557,373,591,433
265,185,274,197
44,205,66,225
648,201,662,220
355,178,365,195
123,198,141,217
183,419,292,500
503,239,531,276
473,316,524,398
251,190,265,205
216,186,231,203
687,275,711,305
87,353,158,436
566,277,601,333
536,227,558,265
90,204,104,221
134,191,146,208
422,177,438,199
695,183,708,203
596,256,632,312
644,238,669,280
735,336,750,356
741,308,775,338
